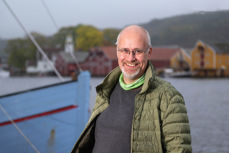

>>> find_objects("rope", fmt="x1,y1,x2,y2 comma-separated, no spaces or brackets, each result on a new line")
0,104,40,153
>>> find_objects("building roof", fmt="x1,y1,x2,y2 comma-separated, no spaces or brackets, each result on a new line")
195,40,229,54
183,48,193,56
60,51,89,63
44,48,63,53
99,46,117,60
149,47,182,61
37,48,63,60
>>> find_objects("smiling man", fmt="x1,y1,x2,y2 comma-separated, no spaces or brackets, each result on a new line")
71,25,192,153
117,26,151,84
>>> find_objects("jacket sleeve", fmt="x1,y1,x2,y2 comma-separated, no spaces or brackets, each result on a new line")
161,88,192,153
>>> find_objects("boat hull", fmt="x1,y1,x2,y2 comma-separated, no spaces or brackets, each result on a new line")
0,71,90,153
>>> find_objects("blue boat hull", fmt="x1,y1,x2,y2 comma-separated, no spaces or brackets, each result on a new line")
0,71,90,153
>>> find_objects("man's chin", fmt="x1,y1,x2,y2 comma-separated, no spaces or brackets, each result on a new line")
122,69,140,80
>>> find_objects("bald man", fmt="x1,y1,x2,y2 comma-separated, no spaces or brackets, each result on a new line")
71,25,192,153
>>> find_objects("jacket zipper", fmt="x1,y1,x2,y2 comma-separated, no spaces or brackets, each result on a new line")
130,94,140,153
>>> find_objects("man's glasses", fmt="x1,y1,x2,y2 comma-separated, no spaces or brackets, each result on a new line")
117,48,149,56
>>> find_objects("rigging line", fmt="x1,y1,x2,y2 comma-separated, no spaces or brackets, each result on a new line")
0,104,40,153
40,0,58,29
2,0,65,82
40,0,83,72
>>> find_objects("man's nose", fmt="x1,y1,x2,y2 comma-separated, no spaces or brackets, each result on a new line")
126,51,136,61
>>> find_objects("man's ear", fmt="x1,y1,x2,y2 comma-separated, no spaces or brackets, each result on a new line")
147,47,152,57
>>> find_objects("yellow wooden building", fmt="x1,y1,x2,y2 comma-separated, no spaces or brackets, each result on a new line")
191,40,229,77
170,49,191,72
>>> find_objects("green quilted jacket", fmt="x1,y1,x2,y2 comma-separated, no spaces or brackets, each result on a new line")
71,63,192,153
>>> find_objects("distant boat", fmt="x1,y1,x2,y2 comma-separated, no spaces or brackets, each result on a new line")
0,71,90,153
0,68,10,78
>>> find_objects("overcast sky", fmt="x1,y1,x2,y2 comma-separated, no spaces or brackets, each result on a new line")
1,0,229,39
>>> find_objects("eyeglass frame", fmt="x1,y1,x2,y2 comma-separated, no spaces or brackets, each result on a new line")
117,47,150,56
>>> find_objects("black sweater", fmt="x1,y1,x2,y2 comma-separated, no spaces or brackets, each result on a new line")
92,82,140,153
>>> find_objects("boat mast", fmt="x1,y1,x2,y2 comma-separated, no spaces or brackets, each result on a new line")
2,0,65,82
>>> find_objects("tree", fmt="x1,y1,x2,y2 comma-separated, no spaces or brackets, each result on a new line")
51,26,76,48
102,28,120,45
30,32,49,47
75,25,103,51
5,38,36,71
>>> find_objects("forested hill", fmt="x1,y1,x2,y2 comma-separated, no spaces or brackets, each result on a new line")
141,10,229,48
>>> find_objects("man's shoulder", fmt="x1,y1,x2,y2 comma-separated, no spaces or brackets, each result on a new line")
151,76,173,90
149,76,183,99
145,76,185,114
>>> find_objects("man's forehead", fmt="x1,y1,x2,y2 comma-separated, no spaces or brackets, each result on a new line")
118,31,147,47
120,26,146,37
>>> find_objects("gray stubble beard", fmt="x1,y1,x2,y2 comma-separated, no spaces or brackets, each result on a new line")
121,67,140,80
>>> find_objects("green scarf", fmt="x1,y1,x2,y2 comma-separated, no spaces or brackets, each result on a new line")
119,73,145,90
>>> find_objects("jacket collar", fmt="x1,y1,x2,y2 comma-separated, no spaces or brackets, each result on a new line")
96,62,156,97
96,66,121,98
140,62,156,94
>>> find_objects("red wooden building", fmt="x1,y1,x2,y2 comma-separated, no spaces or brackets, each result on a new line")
55,51,89,76
81,46,118,76
80,46,183,76
55,46,184,77
149,47,182,70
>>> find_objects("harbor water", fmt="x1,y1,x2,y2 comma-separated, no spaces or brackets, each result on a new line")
0,76,229,153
